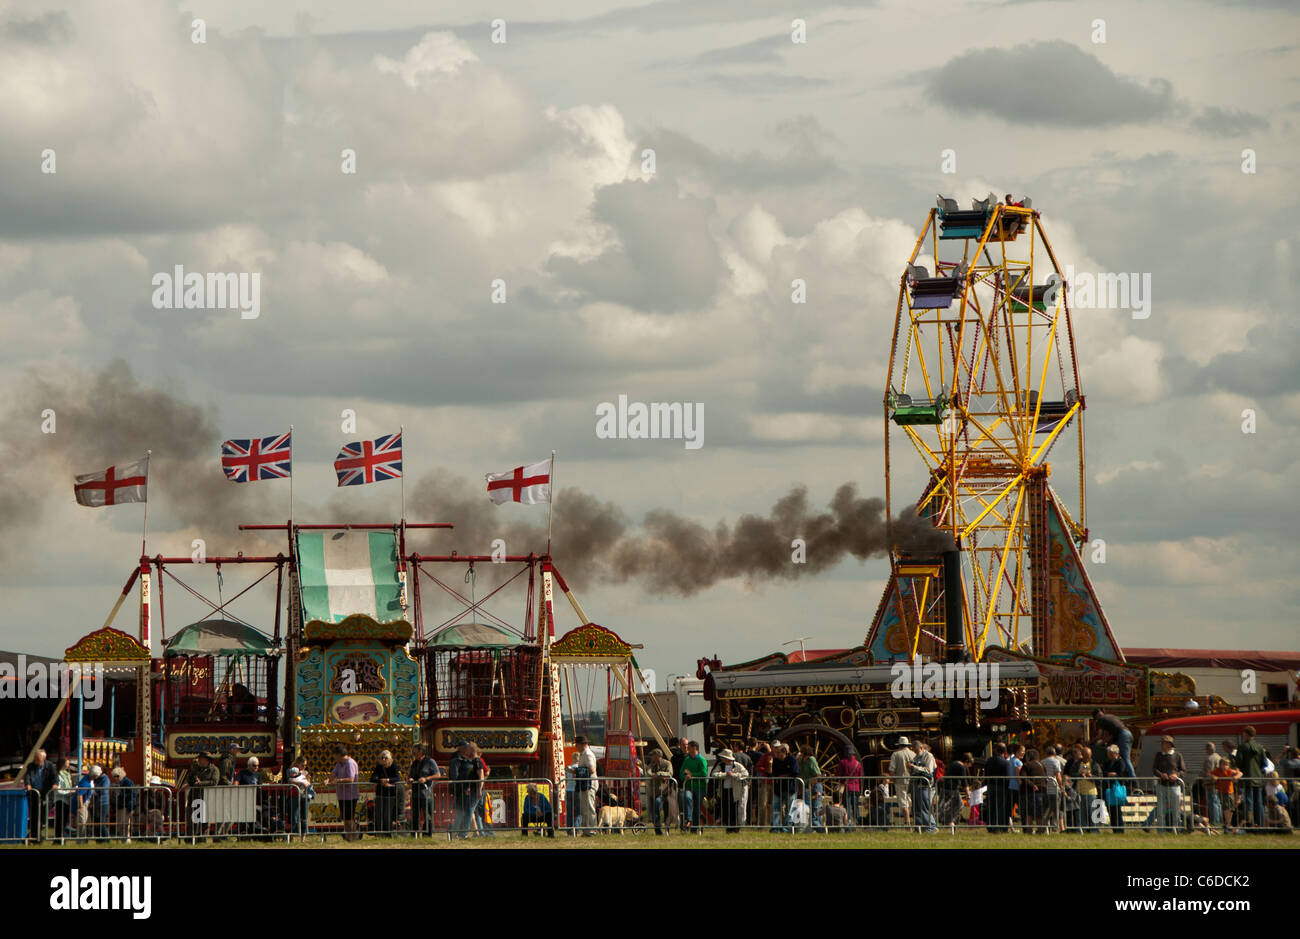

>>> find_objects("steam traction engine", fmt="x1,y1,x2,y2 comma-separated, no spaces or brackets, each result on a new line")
700,624,1040,775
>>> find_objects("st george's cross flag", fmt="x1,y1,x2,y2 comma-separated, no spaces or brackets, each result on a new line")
334,432,403,486
486,458,552,505
74,457,149,507
221,431,292,482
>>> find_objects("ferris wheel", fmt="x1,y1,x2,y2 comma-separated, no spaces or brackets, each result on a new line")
881,193,1088,661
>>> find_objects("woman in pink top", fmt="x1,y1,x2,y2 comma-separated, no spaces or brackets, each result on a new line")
329,744,361,842
836,749,865,828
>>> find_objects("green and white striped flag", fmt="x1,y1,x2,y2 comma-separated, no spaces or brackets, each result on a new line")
296,530,402,623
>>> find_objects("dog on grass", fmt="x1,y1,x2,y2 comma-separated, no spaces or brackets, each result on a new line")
598,805,641,831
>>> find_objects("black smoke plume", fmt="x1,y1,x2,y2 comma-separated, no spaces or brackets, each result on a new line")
405,475,954,597
7,363,955,594
4,359,277,551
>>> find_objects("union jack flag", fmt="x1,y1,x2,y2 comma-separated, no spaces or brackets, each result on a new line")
334,432,403,486
221,431,292,482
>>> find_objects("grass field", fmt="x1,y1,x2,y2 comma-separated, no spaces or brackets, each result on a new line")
18,829,1299,849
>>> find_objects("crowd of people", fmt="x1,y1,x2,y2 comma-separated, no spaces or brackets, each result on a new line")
640,734,885,834
13,734,505,842
20,747,161,842
15,713,1300,841
633,713,1299,836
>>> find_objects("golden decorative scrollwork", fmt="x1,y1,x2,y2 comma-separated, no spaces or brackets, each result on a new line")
304,614,413,643
1149,670,1196,697
550,623,633,660
65,626,150,663
298,724,418,781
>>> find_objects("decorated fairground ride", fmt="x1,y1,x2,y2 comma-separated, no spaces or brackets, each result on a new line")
21,513,652,831
699,194,1205,775
549,614,674,814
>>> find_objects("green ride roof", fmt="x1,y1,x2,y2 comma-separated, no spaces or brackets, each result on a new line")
163,619,275,657
428,622,524,649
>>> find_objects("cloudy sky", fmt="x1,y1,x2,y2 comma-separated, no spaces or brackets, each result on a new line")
2,0,1297,682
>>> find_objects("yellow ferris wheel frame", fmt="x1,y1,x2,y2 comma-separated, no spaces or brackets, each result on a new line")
883,200,1087,661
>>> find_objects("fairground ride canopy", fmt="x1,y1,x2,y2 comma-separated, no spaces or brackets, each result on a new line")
296,529,403,624
427,622,526,648
163,619,275,658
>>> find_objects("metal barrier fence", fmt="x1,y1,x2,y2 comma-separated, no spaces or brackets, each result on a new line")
2,783,178,845
7,778,566,844
4,772,1292,843
564,774,1292,836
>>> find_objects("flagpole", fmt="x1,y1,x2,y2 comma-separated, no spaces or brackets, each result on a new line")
141,449,151,556
288,424,295,522
399,424,406,523
546,449,556,556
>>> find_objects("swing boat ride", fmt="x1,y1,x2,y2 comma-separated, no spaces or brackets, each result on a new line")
46,521,666,830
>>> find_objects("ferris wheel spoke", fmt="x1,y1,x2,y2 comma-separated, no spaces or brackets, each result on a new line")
900,424,946,472
976,484,1026,647
915,476,949,516
965,308,1001,402
1029,399,1081,465
954,411,1020,463
1021,302,1062,456
958,473,1024,540
952,482,1016,530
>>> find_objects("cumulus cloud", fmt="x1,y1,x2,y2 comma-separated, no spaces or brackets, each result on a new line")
290,31,555,182
746,412,879,444
574,0,876,31
689,34,790,66
0,2,282,236
648,127,839,189
928,40,1174,126
1190,321,1300,396
0,10,73,44
548,179,726,313
1190,105,1269,137
702,72,833,95
1089,336,1167,404
1110,536,1249,587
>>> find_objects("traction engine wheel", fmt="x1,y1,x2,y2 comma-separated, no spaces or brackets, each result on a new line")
777,723,855,793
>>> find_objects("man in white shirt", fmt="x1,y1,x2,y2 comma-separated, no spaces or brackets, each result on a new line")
710,749,750,833
889,737,915,830
568,735,599,834
909,740,938,833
